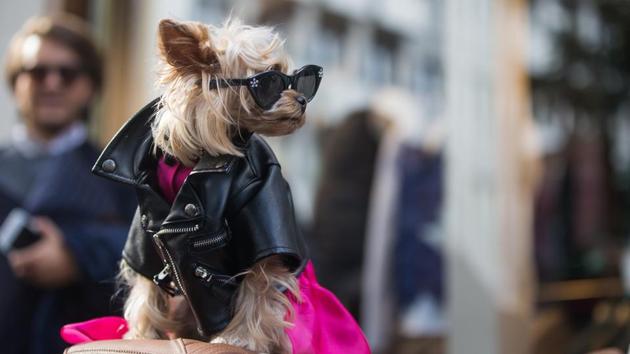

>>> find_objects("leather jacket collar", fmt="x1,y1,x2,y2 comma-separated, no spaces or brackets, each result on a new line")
92,98,237,185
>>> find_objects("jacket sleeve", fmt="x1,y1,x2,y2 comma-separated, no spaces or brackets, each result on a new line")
226,164,307,273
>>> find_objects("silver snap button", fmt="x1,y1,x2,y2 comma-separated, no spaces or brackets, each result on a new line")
141,214,149,228
184,204,198,216
102,159,116,172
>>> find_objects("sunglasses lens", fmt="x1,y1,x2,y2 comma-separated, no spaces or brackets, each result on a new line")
58,67,82,86
28,67,48,82
251,72,285,109
294,68,321,101
24,65,83,87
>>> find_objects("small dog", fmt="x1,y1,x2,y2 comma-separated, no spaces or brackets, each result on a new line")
119,18,321,353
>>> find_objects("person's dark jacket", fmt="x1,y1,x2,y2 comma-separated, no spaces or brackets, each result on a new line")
92,98,307,338
310,109,380,321
0,138,136,354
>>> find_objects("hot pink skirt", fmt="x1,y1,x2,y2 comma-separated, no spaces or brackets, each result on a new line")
61,262,370,353
285,261,370,353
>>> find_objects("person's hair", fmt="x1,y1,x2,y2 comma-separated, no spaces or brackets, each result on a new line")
4,13,102,91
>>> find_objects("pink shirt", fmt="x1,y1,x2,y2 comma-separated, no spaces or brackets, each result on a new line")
156,156,193,203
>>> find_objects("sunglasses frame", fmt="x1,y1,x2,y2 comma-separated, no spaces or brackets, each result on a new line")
209,64,323,110
21,64,86,87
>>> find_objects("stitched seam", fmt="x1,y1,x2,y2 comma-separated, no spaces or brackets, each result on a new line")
191,156,236,174
245,149,259,178
106,173,136,184
69,349,153,354
255,246,297,257
229,177,261,203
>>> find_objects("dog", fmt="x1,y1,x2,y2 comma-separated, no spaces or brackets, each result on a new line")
118,18,321,354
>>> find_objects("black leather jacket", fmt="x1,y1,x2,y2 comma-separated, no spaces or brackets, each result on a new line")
92,98,307,337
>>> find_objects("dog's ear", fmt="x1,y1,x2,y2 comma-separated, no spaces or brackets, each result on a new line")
158,19,220,76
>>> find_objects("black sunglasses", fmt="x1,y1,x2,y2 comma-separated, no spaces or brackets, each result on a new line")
21,65,85,87
209,65,323,110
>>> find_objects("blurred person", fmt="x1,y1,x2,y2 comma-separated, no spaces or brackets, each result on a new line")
362,88,445,353
311,108,380,320
312,88,446,353
0,14,135,354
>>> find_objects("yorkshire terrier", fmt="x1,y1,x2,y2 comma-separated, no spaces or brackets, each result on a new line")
118,18,322,354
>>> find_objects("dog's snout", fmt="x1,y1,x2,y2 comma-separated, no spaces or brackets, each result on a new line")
295,96,307,106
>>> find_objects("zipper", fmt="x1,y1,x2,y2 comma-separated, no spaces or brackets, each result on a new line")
157,223,200,235
152,231,188,296
152,230,205,333
193,264,239,286
191,229,229,250
152,264,179,296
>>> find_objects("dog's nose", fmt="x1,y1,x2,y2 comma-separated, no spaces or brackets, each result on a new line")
295,96,307,106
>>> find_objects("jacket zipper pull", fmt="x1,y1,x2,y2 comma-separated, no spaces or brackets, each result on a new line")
194,265,213,283
152,264,180,296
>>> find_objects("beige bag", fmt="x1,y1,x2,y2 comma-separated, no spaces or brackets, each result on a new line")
64,338,254,354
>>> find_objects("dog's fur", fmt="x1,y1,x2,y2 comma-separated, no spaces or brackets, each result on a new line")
152,18,305,166
120,18,306,353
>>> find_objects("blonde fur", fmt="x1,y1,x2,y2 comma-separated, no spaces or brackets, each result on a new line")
152,18,303,166
120,257,299,353
119,262,197,340
216,257,300,352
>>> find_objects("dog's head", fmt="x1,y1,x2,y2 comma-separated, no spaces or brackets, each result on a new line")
152,18,320,164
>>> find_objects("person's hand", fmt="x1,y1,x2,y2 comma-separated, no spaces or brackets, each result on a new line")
8,217,80,288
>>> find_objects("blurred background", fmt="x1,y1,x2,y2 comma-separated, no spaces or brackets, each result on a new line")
2,0,630,353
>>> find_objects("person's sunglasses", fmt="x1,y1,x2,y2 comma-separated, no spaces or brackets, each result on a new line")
21,65,85,87
209,65,323,110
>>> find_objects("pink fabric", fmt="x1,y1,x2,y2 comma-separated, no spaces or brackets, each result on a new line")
156,156,193,203
286,261,371,354
60,264,370,353
60,316,128,344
